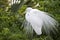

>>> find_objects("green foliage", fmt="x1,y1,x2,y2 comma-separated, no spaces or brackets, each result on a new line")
0,11,27,40
0,0,8,11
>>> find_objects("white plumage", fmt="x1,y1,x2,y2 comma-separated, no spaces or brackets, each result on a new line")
25,7,58,35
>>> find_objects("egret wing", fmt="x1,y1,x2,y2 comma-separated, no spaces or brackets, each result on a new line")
25,10,43,35
33,9,58,34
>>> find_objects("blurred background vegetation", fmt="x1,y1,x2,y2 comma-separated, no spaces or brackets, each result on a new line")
0,0,60,40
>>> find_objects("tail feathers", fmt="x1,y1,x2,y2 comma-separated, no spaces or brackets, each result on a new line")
42,13,58,35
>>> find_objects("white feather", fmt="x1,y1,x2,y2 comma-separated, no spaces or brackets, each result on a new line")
25,7,58,35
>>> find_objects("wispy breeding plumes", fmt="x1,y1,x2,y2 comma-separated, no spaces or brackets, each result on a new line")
24,7,58,35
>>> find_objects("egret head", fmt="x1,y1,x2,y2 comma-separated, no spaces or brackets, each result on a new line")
26,7,32,12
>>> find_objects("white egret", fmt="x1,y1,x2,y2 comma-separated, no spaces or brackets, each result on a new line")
25,7,58,35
